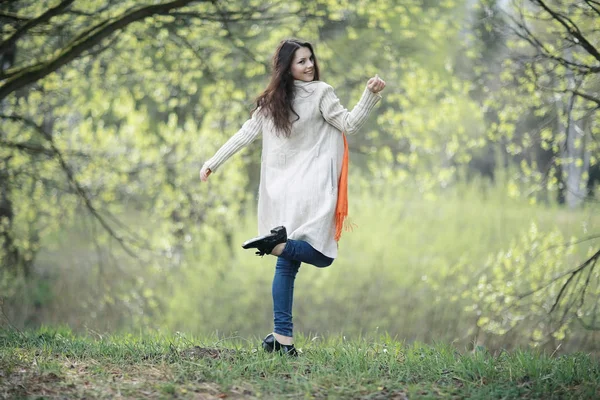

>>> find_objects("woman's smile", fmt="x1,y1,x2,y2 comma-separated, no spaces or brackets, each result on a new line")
291,46,316,82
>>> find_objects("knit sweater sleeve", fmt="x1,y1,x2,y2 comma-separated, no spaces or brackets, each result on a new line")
319,84,382,135
202,109,263,173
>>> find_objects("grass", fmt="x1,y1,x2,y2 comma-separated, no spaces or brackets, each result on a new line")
1,327,599,399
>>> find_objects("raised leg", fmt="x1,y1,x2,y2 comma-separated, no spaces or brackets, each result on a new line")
277,239,334,268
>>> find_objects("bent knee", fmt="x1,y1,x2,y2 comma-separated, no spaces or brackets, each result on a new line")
315,258,334,268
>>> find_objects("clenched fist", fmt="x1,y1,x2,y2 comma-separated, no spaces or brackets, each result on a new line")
367,74,386,94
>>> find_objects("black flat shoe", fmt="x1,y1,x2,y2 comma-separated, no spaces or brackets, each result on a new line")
242,226,287,256
262,333,298,357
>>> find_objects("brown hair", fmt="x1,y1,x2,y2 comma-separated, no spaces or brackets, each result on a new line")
253,39,320,137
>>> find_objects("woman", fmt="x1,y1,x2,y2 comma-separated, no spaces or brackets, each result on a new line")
200,39,385,356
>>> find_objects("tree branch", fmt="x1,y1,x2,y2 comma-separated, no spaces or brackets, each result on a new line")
168,10,298,23
212,1,270,70
505,12,600,74
583,0,600,15
0,10,31,23
0,139,55,156
532,0,600,63
550,249,600,313
68,1,116,17
0,0,75,55
505,8,600,107
570,89,600,106
0,0,209,102
1,114,138,258
530,234,600,258
0,137,94,158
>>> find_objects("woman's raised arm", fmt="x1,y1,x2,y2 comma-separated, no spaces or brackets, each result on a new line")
319,75,385,135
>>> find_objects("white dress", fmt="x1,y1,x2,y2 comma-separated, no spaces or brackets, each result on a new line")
203,80,381,258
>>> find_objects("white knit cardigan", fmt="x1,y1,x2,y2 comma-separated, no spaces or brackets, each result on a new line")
203,80,381,258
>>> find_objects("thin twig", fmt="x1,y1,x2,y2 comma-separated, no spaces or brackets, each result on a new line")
550,249,600,313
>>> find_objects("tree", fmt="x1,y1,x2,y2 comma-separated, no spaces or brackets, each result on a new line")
0,0,320,326
2,0,478,329
500,0,599,208
471,0,600,335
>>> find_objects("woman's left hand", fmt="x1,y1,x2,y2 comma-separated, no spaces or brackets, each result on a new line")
200,166,212,182
367,74,386,94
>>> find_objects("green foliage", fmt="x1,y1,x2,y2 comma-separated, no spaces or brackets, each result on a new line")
463,223,599,345
9,178,595,353
1,0,488,329
479,0,600,204
1,0,599,354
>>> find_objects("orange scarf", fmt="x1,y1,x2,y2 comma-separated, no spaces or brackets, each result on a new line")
334,133,349,241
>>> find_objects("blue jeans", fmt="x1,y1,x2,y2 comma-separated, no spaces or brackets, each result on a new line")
272,239,334,337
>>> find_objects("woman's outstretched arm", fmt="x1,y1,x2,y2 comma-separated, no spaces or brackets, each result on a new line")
200,109,263,181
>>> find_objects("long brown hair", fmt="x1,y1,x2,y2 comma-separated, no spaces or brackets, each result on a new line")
253,39,320,137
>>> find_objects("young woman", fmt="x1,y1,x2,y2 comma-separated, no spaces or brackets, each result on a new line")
200,39,385,356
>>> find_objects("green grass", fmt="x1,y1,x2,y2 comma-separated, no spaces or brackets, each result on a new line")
1,327,598,399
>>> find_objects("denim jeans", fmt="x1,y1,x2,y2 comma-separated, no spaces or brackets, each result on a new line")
272,239,334,337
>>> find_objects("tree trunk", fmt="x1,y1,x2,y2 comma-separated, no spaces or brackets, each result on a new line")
560,49,590,209
0,165,18,273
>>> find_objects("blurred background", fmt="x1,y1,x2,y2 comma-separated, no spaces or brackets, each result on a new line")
0,0,598,354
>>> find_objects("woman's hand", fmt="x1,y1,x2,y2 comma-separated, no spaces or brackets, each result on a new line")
200,166,212,182
367,74,386,94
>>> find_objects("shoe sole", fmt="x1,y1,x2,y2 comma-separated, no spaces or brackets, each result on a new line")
241,233,273,249
241,226,287,249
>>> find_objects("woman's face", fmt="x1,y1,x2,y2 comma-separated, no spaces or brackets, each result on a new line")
290,46,315,82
